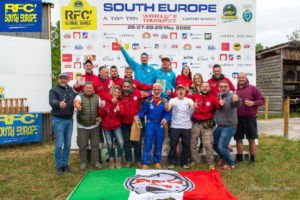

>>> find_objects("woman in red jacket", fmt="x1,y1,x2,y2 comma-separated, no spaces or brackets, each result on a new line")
176,65,193,91
99,85,124,169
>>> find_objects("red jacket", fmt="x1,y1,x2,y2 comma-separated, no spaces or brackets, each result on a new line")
120,89,144,124
125,76,153,91
192,93,221,121
111,77,123,88
176,75,193,89
96,76,112,102
207,75,235,97
73,72,100,93
99,100,124,130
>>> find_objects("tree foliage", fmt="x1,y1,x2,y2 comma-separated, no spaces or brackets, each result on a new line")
256,43,267,52
51,21,61,87
286,29,300,41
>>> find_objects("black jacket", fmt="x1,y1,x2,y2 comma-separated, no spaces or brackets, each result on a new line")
49,84,77,119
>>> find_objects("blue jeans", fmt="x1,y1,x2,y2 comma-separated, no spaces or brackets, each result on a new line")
213,127,236,166
52,117,73,168
122,123,141,163
143,122,165,165
103,128,124,158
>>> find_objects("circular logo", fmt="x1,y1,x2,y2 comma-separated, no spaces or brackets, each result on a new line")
124,172,194,194
243,9,253,22
206,102,211,106
167,73,170,76
147,69,150,72
133,96,137,100
223,4,237,16
233,43,241,51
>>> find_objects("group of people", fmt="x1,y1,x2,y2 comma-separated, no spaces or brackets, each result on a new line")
49,38,264,176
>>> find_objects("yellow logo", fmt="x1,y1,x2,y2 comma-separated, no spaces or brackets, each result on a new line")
61,0,97,30
233,43,241,51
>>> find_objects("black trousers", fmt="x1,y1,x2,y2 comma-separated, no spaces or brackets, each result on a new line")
168,128,191,166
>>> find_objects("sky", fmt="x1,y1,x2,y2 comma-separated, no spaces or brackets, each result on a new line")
48,0,300,48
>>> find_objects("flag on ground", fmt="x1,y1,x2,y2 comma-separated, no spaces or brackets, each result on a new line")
67,168,238,200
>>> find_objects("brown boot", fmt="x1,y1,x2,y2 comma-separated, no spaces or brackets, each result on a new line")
109,158,115,169
115,157,122,169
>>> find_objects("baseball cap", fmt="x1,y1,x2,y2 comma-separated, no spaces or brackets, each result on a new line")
176,85,185,90
59,72,69,78
141,52,148,57
161,57,170,62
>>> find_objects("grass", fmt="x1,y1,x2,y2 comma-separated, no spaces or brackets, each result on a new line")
257,112,300,120
0,135,299,200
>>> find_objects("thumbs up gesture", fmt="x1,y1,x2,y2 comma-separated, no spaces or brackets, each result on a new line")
193,102,198,111
219,96,225,106
166,89,172,96
115,103,120,112
232,90,239,102
60,99,67,108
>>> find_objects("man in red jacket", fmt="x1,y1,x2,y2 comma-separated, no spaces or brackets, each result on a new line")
110,66,123,88
120,78,150,167
124,66,153,91
191,82,224,170
208,64,235,97
73,60,100,93
234,72,264,165
97,66,117,103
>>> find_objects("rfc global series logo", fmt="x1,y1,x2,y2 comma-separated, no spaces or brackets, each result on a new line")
221,4,238,23
124,172,194,194
0,0,42,32
61,0,97,30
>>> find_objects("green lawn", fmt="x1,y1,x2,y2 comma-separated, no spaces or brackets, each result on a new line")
0,135,299,200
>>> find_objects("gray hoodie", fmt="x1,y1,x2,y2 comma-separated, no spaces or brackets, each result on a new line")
215,90,241,127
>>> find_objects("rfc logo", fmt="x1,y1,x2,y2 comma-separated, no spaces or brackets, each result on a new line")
221,4,238,22
61,0,97,30
243,9,253,22
124,172,194,194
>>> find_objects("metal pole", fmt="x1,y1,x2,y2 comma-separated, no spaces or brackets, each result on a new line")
265,97,269,120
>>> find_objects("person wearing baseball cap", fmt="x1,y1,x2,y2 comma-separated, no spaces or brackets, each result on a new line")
165,84,196,169
155,57,176,99
49,72,77,176
115,38,157,88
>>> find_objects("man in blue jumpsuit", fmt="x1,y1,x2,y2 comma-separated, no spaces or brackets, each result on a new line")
155,57,176,99
135,83,171,169
115,38,156,87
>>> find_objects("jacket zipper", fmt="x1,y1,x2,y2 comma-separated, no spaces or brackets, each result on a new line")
108,103,113,129
200,96,206,121
89,97,91,125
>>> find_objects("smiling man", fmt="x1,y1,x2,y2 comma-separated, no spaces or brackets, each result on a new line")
49,73,77,176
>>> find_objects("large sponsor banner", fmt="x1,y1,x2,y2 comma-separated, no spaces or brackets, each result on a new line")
60,0,256,87
0,0,42,32
0,113,42,145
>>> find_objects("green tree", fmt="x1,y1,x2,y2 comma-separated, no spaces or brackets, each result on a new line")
286,29,300,41
256,42,265,52
51,21,61,86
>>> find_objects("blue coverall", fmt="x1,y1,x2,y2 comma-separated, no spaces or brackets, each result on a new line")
137,97,171,165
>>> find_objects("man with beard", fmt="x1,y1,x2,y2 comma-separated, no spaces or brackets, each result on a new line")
234,72,264,165
49,73,77,176
208,64,235,97
115,38,156,86
135,83,171,169
213,80,241,170
121,78,150,168
110,65,123,88
190,82,224,170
